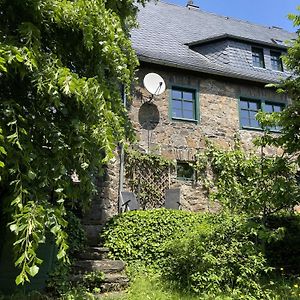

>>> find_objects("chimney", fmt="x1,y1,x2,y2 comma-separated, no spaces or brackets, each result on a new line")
186,0,199,9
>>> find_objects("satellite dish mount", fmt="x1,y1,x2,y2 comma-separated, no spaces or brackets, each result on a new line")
143,73,166,102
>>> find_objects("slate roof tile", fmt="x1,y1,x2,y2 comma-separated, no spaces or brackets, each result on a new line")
131,1,297,83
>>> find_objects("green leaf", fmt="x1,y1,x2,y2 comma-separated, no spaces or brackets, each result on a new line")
57,249,66,260
28,265,39,277
0,146,7,155
15,274,24,285
28,170,36,180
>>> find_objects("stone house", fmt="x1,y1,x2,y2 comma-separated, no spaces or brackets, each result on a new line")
84,1,297,230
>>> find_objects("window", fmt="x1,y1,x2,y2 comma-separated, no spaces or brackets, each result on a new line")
176,161,194,181
240,99,261,128
171,87,197,121
270,51,283,71
240,98,285,131
252,47,265,68
264,101,285,131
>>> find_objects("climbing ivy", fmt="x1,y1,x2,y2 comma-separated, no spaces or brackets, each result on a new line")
194,138,300,221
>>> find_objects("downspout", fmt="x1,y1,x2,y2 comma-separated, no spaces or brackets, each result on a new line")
118,86,126,214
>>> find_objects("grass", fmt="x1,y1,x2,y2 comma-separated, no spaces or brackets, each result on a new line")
100,271,300,300
2,270,300,300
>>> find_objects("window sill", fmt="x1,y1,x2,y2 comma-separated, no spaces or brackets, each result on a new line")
241,126,281,134
252,66,266,70
172,117,198,123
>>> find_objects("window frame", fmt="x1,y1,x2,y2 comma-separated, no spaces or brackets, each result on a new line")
270,50,283,72
239,97,285,132
169,85,199,123
252,47,265,68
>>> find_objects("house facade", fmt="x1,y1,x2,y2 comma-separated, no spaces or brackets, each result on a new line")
84,1,297,230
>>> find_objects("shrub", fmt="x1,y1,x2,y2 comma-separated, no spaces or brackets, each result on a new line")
101,209,204,267
164,213,272,298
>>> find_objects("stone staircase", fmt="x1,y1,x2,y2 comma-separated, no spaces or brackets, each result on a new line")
72,199,129,293
73,246,129,293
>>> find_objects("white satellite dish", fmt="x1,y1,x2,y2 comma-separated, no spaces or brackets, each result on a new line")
143,73,166,96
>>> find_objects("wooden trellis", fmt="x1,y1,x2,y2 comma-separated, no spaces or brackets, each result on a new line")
125,153,172,210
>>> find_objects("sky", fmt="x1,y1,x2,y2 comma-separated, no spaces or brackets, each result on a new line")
165,0,299,32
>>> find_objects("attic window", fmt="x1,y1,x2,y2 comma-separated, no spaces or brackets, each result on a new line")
272,39,285,46
252,47,265,68
270,51,283,72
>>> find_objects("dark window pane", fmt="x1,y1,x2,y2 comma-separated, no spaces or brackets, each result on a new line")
250,119,260,128
183,101,193,111
249,101,260,110
264,104,273,113
182,91,193,100
183,110,194,119
241,110,249,119
172,90,182,99
249,111,257,120
241,118,250,127
273,105,283,112
240,100,249,109
172,100,182,109
172,109,183,118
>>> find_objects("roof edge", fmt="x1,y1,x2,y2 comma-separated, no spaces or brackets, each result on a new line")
185,34,289,50
137,54,283,85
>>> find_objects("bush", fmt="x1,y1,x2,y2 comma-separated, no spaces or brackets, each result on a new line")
101,209,204,267
164,213,271,298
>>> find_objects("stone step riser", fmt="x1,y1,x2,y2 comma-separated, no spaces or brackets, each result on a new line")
73,260,125,274
100,282,129,293
75,247,110,261
82,225,103,246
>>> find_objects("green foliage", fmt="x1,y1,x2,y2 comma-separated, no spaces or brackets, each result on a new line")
125,150,175,208
194,139,300,219
164,213,271,298
64,211,86,256
81,271,105,293
0,0,148,284
262,10,300,161
102,209,203,267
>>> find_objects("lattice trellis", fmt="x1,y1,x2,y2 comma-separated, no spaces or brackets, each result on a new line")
125,154,172,209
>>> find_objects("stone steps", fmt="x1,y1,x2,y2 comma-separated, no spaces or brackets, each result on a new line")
72,246,129,293
76,202,129,294
73,259,125,274
76,247,110,260
82,225,104,246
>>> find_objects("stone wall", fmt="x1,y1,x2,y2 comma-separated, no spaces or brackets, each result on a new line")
99,63,288,219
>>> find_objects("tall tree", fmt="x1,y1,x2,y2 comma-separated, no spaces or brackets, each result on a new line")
0,0,147,284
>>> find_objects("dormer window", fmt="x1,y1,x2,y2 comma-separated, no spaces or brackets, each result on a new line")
270,51,283,71
252,47,265,68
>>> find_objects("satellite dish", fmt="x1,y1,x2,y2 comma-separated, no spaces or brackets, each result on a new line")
143,73,166,96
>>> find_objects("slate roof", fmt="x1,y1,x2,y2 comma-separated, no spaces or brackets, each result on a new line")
131,1,297,83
